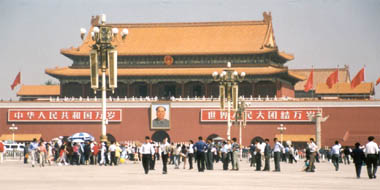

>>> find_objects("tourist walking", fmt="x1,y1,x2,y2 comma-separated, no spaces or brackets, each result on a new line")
29,138,39,167
351,142,365,178
331,140,341,171
263,139,271,171
141,136,155,174
307,138,318,172
365,136,379,179
231,138,240,171
188,140,194,170
193,136,207,172
161,138,171,174
206,139,214,170
255,140,262,171
180,144,188,169
0,140,4,164
109,141,117,166
343,146,351,165
273,138,283,172
221,141,230,170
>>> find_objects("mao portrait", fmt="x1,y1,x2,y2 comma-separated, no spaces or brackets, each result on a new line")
151,104,170,129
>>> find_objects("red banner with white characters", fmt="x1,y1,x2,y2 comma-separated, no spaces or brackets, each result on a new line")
8,109,122,122
201,108,321,122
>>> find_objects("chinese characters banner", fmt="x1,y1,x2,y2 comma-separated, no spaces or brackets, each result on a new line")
200,108,321,122
8,109,122,122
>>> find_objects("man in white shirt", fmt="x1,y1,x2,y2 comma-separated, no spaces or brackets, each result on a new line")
188,140,194,170
273,138,284,172
141,136,155,174
307,138,318,172
330,140,341,171
365,136,379,179
161,138,171,174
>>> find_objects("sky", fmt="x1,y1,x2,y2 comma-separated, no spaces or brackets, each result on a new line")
0,0,379,100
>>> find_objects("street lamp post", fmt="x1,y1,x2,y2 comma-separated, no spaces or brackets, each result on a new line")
212,62,245,141
277,124,287,144
235,100,247,160
9,123,18,143
80,14,128,142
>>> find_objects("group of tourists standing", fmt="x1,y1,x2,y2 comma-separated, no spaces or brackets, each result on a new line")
330,136,379,179
13,134,380,180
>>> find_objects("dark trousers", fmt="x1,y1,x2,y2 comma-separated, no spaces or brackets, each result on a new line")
256,153,262,170
222,152,229,170
150,154,156,170
110,152,117,166
308,152,316,172
196,151,205,172
355,163,362,178
250,152,256,167
263,154,270,171
142,154,151,174
206,152,214,170
332,154,339,171
188,153,194,169
162,153,168,173
366,154,378,178
274,152,281,171
344,155,350,165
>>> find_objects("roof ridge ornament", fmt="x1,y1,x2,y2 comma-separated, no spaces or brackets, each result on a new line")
263,11,272,24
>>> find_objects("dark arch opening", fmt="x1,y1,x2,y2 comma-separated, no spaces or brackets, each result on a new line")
206,134,219,142
250,136,264,145
152,130,170,143
106,133,116,143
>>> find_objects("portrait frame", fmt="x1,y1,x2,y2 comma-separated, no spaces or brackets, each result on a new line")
151,103,171,129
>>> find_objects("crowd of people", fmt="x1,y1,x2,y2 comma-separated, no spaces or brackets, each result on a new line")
8,135,379,179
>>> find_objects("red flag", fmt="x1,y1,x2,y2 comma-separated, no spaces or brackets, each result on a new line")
326,69,338,88
11,72,21,90
351,68,364,88
304,69,313,92
376,77,380,86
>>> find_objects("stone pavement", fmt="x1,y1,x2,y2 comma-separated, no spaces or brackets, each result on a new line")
0,159,379,190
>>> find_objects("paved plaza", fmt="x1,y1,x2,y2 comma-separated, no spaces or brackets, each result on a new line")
0,159,379,190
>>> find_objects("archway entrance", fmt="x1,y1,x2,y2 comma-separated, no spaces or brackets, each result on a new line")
206,134,220,142
152,130,170,143
106,133,116,143
250,136,264,145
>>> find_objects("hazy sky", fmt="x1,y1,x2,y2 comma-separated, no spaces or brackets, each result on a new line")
1,0,379,100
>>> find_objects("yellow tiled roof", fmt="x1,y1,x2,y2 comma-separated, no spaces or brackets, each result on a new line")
60,12,293,59
45,66,303,80
316,82,374,94
17,85,60,96
0,134,42,141
291,67,351,91
275,134,316,142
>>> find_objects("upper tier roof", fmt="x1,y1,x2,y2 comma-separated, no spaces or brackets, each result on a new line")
60,12,293,60
17,85,60,96
291,67,351,91
45,66,304,81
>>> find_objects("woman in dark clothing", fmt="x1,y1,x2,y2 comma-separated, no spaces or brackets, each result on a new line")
351,142,366,178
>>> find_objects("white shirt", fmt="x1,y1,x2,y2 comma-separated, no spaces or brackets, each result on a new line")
141,143,154,154
161,142,171,155
365,141,379,155
331,144,341,155
109,144,116,152
273,142,284,152
308,142,318,152
188,144,194,154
